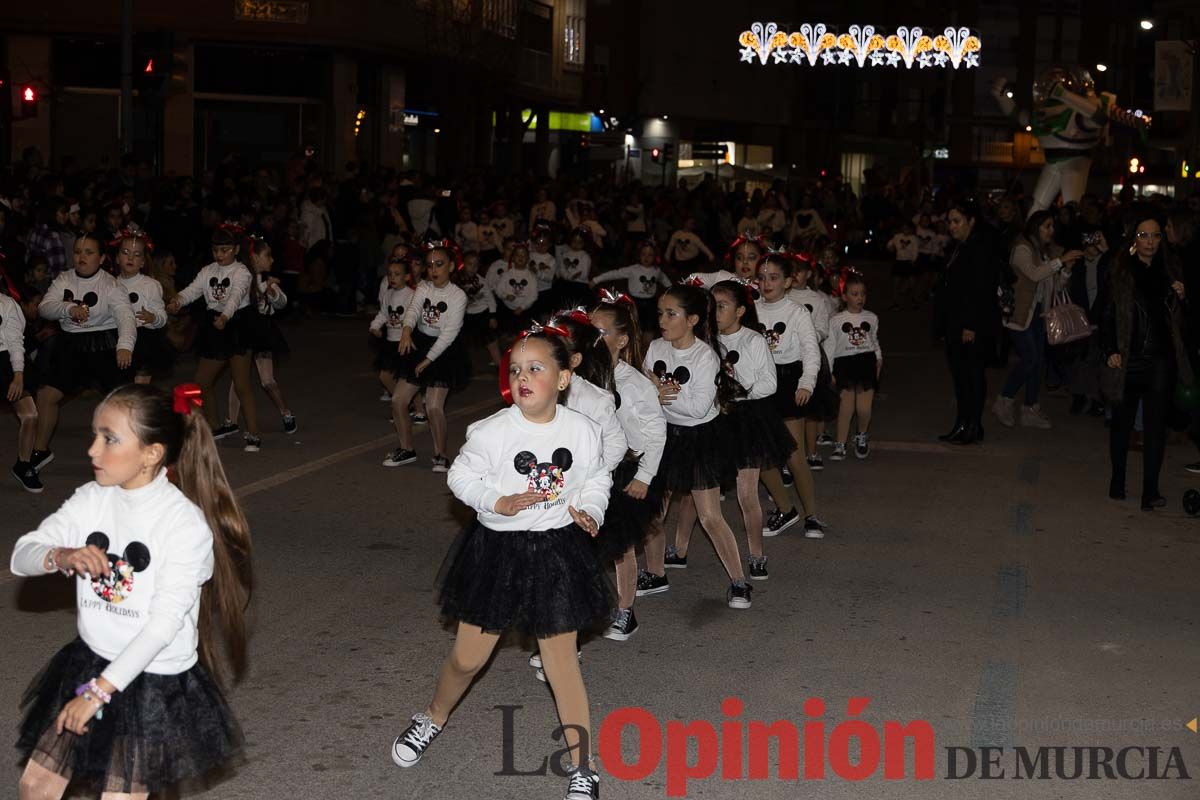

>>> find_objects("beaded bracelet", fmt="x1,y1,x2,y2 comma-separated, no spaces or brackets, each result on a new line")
46,548,72,577
74,679,111,719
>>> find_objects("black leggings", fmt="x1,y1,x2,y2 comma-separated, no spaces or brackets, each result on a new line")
1109,356,1172,500
946,333,989,428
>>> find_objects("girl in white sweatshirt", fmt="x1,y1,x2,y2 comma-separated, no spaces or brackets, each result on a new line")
825,272,883,461
392,330,609,800
113,227,172,385
12,383,251,799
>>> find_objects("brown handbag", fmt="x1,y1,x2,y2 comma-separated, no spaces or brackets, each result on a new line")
1043,290,1091,346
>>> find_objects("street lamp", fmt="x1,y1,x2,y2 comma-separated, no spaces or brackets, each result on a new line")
1139,19,1154,30
1095,63,1108,72
1005,90,1014,99
661,115,669,121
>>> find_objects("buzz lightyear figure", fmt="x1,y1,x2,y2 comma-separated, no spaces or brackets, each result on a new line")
992,66,1151,216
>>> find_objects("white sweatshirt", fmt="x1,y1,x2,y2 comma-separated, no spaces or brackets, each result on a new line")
755,297,820,393
371,285,415,341
0,292,25,373
592,265,671,300
787,288,833,343
529,252,557,292
719,326,777,401
613,360,666,485
10,470,214,691
643,337,720,427
458,272,497,316
447,404,611,531
175,261,253,317
402,280,468,361
566,374,628,473
484,258,509,293
39,269,138,352
494,267,539,313
557,249,592,284
118,273,167,329
826,309,883,364
250,274,288,316
887,233,919,263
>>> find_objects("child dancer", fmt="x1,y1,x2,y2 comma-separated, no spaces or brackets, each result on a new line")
392,329,610,800
589,293,665,640
384,240,468,472
755,251,826,538
590,240,671,341
638,285,752,609
166,224,261,453
529,227,558,317
2,286,41,492
826,272,882,460
685,234,765,293
670,280,793,580
11,383,250,800
787,254,836,470
493,242,539,340
556,228,594,309
226,237,296,435
371,257,416,404
113,227,171,386
455,250,500,368
32,233,137,473
886,223,919,311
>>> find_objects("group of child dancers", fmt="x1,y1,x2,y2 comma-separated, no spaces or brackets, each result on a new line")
6,230,884,800
2,224,298,495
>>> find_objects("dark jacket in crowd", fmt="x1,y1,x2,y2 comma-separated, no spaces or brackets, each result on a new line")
1100,250,1193,403
1067,250,1110,318
940,229,1001,339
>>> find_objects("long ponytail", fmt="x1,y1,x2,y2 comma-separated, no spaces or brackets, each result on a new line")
102,384,253,687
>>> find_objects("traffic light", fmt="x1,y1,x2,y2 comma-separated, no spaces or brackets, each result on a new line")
18,85,38,119
664,143,675,161
135,31,188,99
650,147,661,163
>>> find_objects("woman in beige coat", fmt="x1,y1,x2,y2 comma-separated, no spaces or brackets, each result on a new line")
992,210,1082,429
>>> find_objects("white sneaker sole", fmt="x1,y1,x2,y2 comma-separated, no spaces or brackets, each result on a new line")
12,473,44,494
391,740,422,768
804,529,826,539
855,451,869,460
727,598,752,609
762,516,799,537
663,562,687,569
431,465,448,473
32,452,54,470
603,626,637,641
807,462,824,472
213,428,239,441
383,457,418,467
529,651,581,669
635,584,670,596
749,573,768,581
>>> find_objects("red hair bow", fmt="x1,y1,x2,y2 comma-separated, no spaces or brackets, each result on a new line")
598,288,635,307
110,224,155,253
680,276,706,288
724,233,766,263
423,238,465,271
831,266,863,299
216,220,246,238
554,308,592,328
172,384,203,415
498,323,569,404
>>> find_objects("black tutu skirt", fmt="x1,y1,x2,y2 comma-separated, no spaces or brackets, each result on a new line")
42,329,134,395
772,360,823,420
394,330,471,390
651,418,735,494
720,397,797,471
808,352,840,420
244,313,289,358
596,456,662,563
130,327,176,375
438,520,615,638
17,638,243,794
195,308,252,361
832,352,878,391
372,335,406,374
463,310,499,344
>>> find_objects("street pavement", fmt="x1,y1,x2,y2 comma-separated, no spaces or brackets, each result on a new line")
2,265,1198,799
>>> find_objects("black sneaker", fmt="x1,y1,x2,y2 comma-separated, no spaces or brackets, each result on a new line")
212,420,239,440
243,435,262,453
853,432,870,459
727,581,752,609
604,608,638,641
748,555,768,581
282,414,298,434
565,765,600,800
781,465,794,486
411,412,428,425
635,569,669,596
762,508,799,537
12,462,43,493
383,448,417,467
663,545,687,569
391,712,442,767
29,449,54,471
804,515,827,539
816,432,834,447
431,455,450,473
806,454,824,471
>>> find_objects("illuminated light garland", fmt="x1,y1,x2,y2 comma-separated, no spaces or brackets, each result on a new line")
739,22,981,69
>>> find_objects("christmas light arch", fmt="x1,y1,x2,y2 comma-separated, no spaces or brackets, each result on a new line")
738,22,981,70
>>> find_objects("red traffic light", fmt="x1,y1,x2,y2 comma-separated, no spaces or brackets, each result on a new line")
144,59,155,73
651,147,661,162
22,86,35,103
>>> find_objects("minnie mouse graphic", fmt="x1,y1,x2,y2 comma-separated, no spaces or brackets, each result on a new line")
514,448,573,502
842,320,872,348
762,321,786,352
387,304,406,328
209,276,232,303
84,531,151,604
421,297,448,326
652,360,691,391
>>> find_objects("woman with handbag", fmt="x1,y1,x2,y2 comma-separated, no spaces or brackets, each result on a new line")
939,199,1002,445
992,211,1083,429
1101,213,1191,511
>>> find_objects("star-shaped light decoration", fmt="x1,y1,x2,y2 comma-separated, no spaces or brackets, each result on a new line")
933,51,949,66
790,48,806,64
821,49,838,65
740,46,758,63
886,51,902,67
917,52,933,68
965,52,980,68
869,51,886,66
837,49,854,65
772,48,791,64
